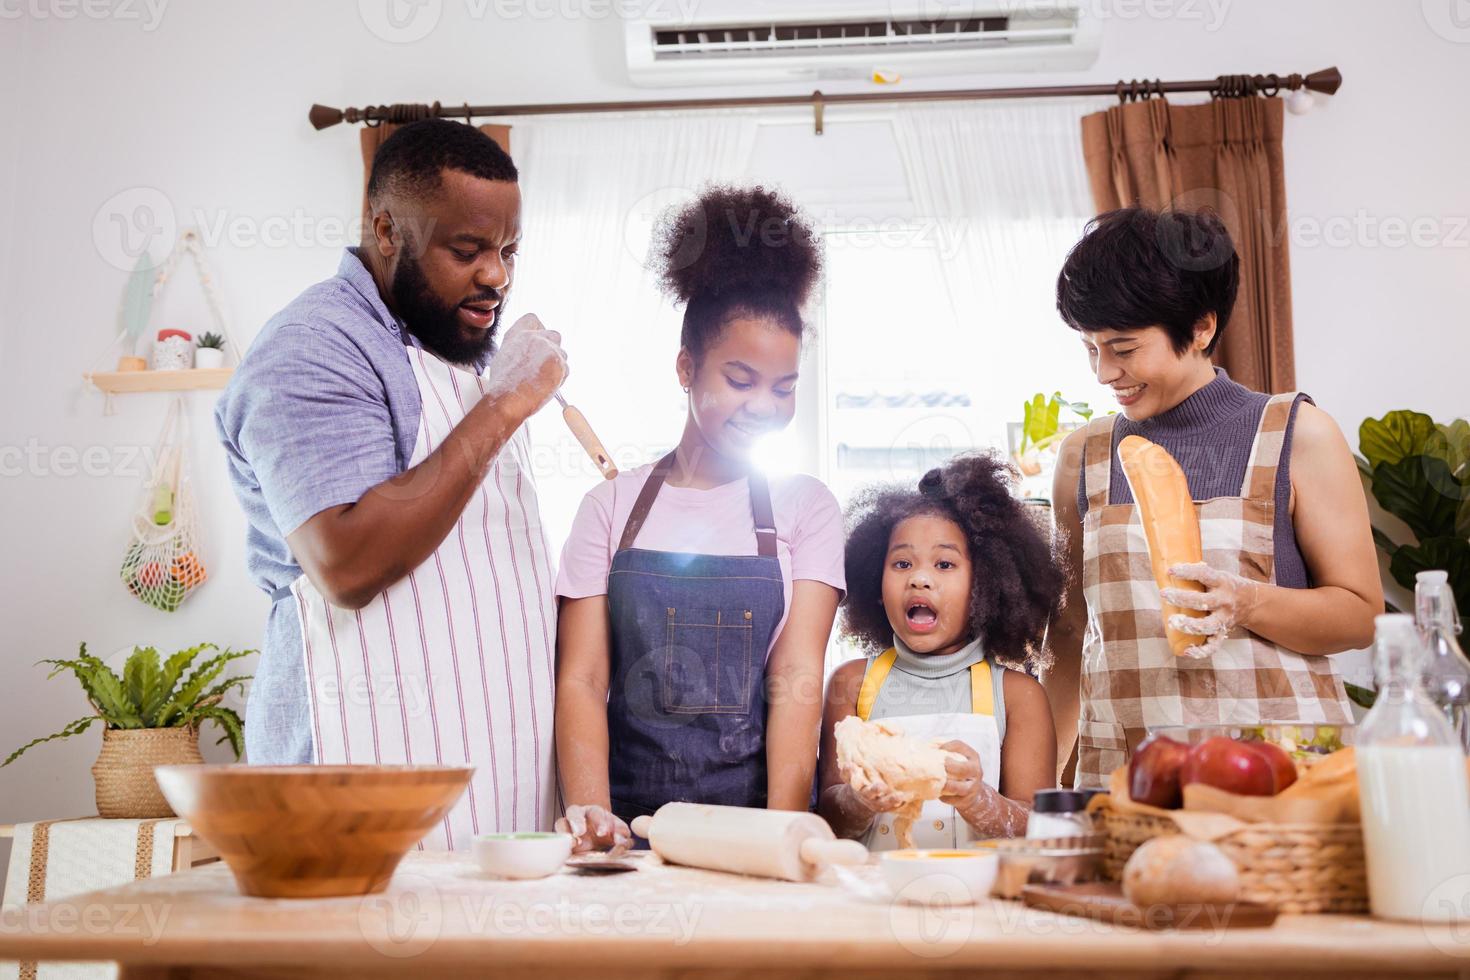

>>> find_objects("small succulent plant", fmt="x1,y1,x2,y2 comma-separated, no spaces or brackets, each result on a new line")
196,332,226,350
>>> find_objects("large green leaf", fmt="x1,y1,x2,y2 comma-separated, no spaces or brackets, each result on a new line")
1065,399,1094,422
147,643,216,720
123,647,161,720
1360,411,1437,469
190,705,245,759
87,668,143,728
1344,682,1377,710
2,716,100,767
1390,537,1470,616
1371,455,1461,541
191,675,251,708
1428,420,1470,481
155,648,251,728
1022,393,1046,449
41,645,140,727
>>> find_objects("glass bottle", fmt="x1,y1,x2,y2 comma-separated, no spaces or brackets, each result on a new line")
1357,613,1470,922
1416,570,1470,753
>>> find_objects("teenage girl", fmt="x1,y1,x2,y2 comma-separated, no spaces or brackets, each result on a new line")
555,186,846,850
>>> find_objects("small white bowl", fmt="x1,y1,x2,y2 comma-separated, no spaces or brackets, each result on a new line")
472,832,573,879
880,849,999,906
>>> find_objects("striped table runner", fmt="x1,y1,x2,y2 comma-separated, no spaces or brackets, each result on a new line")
1,818,184,980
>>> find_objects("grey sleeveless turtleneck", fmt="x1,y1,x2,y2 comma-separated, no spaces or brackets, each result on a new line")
1077,368,1310,590
862,637,1007,742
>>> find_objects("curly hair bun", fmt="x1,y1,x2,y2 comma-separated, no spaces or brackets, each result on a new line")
655,185,822,311
928,454,1019,516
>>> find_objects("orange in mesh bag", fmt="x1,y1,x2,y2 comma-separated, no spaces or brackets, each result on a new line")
121,397,207,612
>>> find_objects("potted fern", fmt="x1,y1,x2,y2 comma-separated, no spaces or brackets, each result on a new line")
194,332,226,370
3,643,252,818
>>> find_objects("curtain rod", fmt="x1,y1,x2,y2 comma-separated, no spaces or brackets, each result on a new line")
310,66,1340,136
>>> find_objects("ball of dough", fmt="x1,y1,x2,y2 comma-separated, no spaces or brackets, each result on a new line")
1122,835,1240,908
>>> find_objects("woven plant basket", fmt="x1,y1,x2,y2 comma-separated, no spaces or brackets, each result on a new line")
1093,794,1369,914
92,726,203,818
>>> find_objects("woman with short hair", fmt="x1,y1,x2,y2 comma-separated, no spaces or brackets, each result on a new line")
1043,207,1382,788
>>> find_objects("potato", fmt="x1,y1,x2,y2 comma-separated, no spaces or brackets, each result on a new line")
1122,835,1240,908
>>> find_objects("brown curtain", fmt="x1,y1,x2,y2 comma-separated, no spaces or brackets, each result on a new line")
1079,96,1294,393
358,123,512,239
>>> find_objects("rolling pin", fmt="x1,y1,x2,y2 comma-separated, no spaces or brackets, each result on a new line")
554,392,618,480
629,803,868,882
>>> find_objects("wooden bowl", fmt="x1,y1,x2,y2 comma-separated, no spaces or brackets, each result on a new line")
155,764,473,898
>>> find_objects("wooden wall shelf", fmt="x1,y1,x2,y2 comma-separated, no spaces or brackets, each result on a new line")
84,368,234,394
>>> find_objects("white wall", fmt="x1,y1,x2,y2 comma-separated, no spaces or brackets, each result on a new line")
1,0,1466,868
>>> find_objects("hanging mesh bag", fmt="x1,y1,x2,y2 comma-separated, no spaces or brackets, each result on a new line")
120,396,207,612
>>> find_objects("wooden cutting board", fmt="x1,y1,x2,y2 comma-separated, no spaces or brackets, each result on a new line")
1021,881,1278,930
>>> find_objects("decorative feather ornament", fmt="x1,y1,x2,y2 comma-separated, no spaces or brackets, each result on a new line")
118,253,157,353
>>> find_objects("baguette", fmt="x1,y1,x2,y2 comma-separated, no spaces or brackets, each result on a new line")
1117,435,1208,656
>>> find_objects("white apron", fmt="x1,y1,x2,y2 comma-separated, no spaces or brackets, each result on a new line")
290,345,557,850
856,650,1003,851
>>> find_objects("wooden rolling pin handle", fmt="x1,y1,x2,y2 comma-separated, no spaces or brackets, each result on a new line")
630,815,652,838
798,837,868,868
562,403,619,480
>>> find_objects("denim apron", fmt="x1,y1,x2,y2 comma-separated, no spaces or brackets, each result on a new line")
606,452,786,820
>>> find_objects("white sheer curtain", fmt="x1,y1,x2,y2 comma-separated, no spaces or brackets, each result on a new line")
882,99,1114,469
891,99,1107,345
511,111,761,550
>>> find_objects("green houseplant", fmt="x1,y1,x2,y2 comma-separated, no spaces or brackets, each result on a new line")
1008,392,1102,497
1014,391,1095,466
1348,410,1470,709
4,643,253,817
194,331,227,369
1357,410,1469,611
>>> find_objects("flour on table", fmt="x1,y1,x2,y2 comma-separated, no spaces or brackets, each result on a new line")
834,715,956,848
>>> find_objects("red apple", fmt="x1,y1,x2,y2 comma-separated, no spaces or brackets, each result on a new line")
1128,734,1191,809
1181,736,1277,797
1243,740,1298,794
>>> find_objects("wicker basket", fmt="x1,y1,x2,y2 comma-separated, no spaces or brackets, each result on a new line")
1094,794,1369,914
92,726,203,818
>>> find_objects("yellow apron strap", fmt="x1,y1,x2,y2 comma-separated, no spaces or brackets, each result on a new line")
857,649,995,720
969,660,995,716
855,648,898,722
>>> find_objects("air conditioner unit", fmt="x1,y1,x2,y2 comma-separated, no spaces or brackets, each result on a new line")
624,0,1101,88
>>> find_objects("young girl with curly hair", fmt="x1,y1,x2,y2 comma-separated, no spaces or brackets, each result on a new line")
818,454,1063,845
554,186,846,851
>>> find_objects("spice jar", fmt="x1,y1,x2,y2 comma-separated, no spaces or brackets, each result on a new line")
1026,789,1099,839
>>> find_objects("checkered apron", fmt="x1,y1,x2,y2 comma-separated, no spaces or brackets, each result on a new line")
1073,393,1354,788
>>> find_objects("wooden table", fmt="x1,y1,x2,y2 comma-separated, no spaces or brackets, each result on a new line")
1,852,1466,979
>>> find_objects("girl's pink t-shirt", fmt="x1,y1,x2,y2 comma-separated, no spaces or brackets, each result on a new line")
555,462,848,657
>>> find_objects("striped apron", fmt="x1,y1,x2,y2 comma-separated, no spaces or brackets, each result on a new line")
288,345,557,848
1073,393,1354,789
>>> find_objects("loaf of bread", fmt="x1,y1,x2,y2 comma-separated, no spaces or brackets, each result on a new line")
1117,435,1208,656
1122,834,1240,908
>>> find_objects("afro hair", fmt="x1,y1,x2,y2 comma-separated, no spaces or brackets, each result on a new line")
841,452,1064,672
652,184,822,360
